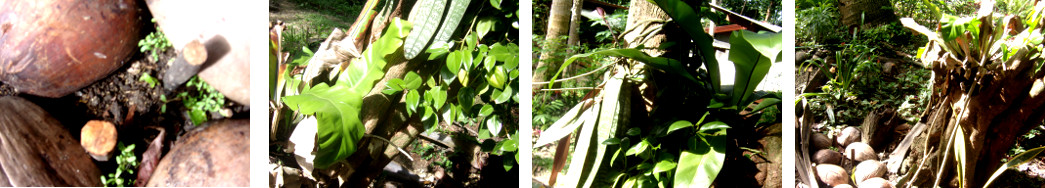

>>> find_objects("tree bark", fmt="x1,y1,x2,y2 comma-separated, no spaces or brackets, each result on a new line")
532,0,573,90
567,0,583,49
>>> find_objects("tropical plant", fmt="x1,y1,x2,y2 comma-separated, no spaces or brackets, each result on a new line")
101,142,138,187
892,1,1045,187
533,0,782,186
270,0,520,184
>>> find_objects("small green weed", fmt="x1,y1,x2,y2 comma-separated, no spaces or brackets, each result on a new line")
138,19,172,60
179,76,226,126
139,73,159,88
101,142,138,187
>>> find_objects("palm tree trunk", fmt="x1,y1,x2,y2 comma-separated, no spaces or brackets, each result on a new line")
533,0,574,90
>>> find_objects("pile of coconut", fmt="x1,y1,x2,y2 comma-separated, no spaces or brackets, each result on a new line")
810,126,893,188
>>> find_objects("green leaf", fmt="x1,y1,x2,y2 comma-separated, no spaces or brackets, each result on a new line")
403,0,447,59
406,91,420,115
433,0,471,43
403,72,423,89
602,138,621,145
487,66,508,89
534,100,592,147
486,115,502,136
479,104,495,117
490,0,502,9
430,86,447,110
447,51,463,74
382,79,406,95
666,120,694,135
500,134,518,152
282,84,366,169
955,125,968,188
627,139,650,156
550,48,697,88
477,17,497,39
728,30,781,107
649,0,720,91
750,98,781,113
984,146,1045,188
493,86,513,104
653,159,677,174
699,121,731,133
457,87,475,111
674,130,727,188
626,127,642,136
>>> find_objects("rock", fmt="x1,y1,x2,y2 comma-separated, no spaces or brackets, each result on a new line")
857,177,892,188
146,119,248,187
816,164,850,186
0,96,101,186
81,120,118,161
814,149,843,165
837,126,861,147
145,0,251,105
844,142,879,162
0,0,141,97
853,160,886,184
797,51,813,63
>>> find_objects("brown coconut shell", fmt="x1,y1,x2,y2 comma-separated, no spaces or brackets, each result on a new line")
0,0,141,97
146,119,248,187
816,164,850,187
853,160,886,184
814,149,843,165
844,142,878,162
837,126,861,147
0,96,101,186
812,133,833,151
857,177,892,188
834,185,855,188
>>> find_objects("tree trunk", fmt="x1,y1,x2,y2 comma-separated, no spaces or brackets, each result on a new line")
532,0,573,90
567,0,583,49
910,46,1045,187
838,0,896,27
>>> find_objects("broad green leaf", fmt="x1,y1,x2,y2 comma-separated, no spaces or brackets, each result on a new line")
406,90,420,115
500,134,518,152
486,115,502,136
504,156,515,171
430,86,447,110
750,98,781,113
425,41,452,60
479,104,495,117
494,86,513,104
649,0,720,91
728,30,781,107
626,127,642,136
984,146,1045,188
490,0,502,9
699,121,731,133
550,48,697,89
383,79,406,94
423,106,435,121
666,120,694,135
562,100,602,188
433,0,471,43
403,0,447,59
457,87,475,112
653,159,677,174
534,99,592,147
488,66,508,89
627,139,650,156
602,138,621,145
402,72,423,89
446,51,462,74
283,19,410,169
477,17,497,39
674,129,727,188
580,75,628,187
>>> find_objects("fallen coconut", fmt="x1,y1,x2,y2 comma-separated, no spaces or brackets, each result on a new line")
853,160,886,184
814,149,843,165
812,133,833,151
81,120,118,161
0,0,140,97
0,96,101,186
837,126,861,147
844,142,878,162
146,119,248,186
834,184,854,188
857,177,892,188
816,164,849,187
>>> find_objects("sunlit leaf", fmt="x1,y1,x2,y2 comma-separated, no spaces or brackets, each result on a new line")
674,129,727,188
666,120,693,135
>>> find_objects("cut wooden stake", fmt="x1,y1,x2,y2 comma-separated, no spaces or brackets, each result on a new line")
80,120,117,161
183,39,207,65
